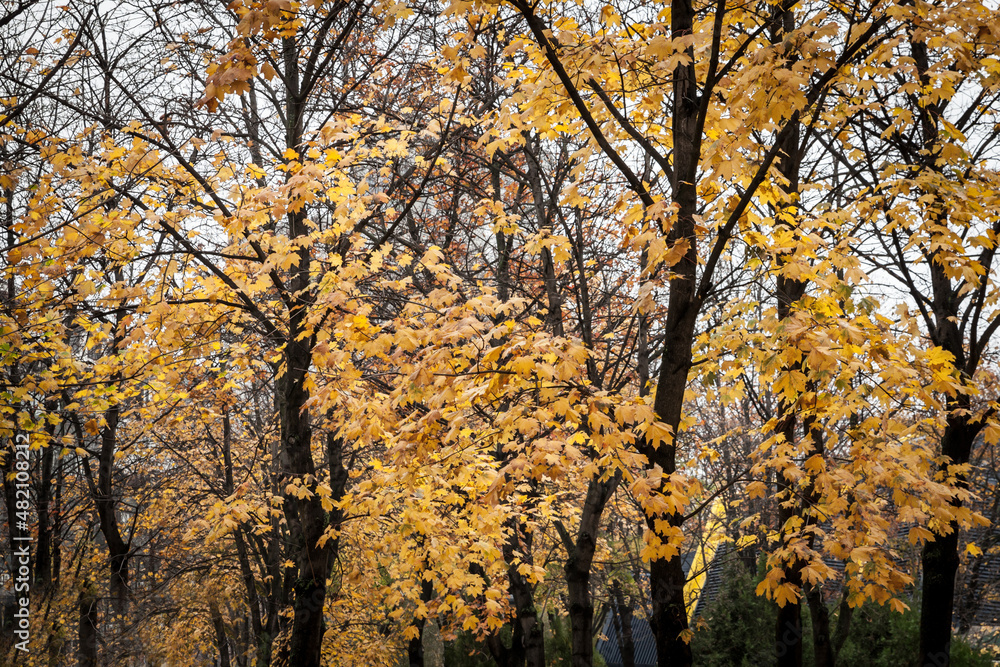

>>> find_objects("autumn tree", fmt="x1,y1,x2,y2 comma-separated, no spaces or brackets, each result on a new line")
824,1,1000,662
444,0,919,664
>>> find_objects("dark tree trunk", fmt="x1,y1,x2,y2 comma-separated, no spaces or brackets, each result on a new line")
408,576,434,667
484,502,546,667
919,409,977,667
908,19,984,661
1,437,20,583
775,600,803,667
920,531,960,667
407,629,426,667
504,516,546,667
78,582,99,667
263,430,285,661
211,600,232,667
807,586,834,667
52,455,63,588
88,292,132,610
645,218,699,667
767,5,812,664
2,204,21,584
831,590,853,663
97,401,130,606
559,476,617,667
276,31,333,667
648,545,691,667
611,580,636,667
643,0,702,661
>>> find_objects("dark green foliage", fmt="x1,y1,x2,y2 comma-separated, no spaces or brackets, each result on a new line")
441,628,494,666
690,560,778,667
691,558,993,667
837,599,992,667
546,612,573,667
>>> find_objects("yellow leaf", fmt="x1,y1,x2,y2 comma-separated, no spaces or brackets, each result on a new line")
773,583,799,608
646,421,674,447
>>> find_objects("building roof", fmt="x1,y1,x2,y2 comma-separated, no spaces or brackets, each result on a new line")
596,613,658,667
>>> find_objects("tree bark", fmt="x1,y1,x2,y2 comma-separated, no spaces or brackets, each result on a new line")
831,590,853,663
1,436,21,584
494,515,546,667
919,408,978,667
219,413,271,667
558,476,617,667
276,31,333,667
78,581,99,667
806,586,834,667
611,580,636,667
642,0,703,660
211,599,232,667
906,17,985,664
88,288,132,610
52,455,63,589
96,400,130,607
408,576,434,667
767,4,813,663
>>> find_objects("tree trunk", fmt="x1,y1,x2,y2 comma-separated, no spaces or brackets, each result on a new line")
611,580,636,667
919,409,977,667
908,19,983,657
560,476,617,667
775,599,803,667
52,455,63,589
96,400,129,607
807,586,834,667
276,31,334,667
831,590,853,663
645,0,701,660
221,413,271,667
408,577,433,667
90,291,132,610
211,600,232,667
78,582,99,667
504,516,545,667
1,437,21,583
